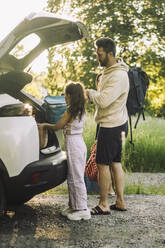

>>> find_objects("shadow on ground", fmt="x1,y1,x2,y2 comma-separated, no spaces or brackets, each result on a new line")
0,194,165,248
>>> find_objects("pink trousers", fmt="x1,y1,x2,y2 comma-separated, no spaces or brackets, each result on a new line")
65,134,87,210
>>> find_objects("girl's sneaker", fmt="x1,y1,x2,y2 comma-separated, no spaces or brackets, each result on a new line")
61,207,74,217
67,209,91,221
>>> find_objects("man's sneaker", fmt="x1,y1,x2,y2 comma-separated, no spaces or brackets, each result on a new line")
67,209,91,221
61,207,74,217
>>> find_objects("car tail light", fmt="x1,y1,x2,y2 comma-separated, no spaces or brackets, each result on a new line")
31,172,40,184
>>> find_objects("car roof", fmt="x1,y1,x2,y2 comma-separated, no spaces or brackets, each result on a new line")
0,11,88,72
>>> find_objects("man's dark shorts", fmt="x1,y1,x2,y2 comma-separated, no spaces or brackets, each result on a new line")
96,122,128,166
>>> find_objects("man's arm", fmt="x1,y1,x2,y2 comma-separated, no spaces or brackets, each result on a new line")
86,75,122,108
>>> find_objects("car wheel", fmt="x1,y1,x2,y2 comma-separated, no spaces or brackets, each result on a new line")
0,179,6,216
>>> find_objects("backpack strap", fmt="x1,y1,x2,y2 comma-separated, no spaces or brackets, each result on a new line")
128,115,134,148
134,109,145,129
142,110,145,120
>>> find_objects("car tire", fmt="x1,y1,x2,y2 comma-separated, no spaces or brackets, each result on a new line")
0,179,6,216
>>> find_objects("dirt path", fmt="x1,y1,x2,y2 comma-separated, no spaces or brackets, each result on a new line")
0,193,165,248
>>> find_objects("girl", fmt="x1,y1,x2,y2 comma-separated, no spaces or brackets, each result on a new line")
42,82,91,221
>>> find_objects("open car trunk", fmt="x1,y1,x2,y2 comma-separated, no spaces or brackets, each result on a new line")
0,12,88,72
0,12,88,156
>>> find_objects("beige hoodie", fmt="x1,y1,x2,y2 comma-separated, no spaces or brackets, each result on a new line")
87,59,129,127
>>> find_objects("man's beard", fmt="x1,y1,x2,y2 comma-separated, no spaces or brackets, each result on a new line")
99,53,109,67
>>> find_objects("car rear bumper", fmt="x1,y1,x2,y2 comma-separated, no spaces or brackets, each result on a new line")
6,151,67,205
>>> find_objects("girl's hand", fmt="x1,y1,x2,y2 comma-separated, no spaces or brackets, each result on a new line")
38,123,47,128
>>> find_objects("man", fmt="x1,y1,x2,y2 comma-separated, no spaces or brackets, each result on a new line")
86,37,129,215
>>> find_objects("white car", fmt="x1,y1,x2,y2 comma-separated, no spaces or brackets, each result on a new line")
0,12,88,215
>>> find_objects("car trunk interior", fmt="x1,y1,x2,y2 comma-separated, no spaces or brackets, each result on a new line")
16,90,62,158
0,71,62,157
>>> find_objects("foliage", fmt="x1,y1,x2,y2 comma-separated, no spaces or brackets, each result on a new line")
23,72,47,99
123,115,165,172
43,47,67,95
45,0,165,116
83,113,165,173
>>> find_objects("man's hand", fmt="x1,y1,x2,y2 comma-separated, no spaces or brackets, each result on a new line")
86,89,93,103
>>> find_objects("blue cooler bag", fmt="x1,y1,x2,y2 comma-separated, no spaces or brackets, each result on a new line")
44,95,67,124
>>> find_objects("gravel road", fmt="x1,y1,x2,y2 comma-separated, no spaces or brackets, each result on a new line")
0,173,165,248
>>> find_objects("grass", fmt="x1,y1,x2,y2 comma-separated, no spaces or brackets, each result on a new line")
45,182,165,195
83,112,97,158
123,115,165,172
124,183,165,195
45,183,68,195
83,113,165,173
46,113,165,196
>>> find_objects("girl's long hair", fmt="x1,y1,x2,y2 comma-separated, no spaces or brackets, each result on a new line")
65,82,86,120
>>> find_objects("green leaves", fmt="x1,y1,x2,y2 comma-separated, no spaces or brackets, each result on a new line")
45,0,165,116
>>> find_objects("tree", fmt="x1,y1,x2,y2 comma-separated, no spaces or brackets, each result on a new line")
45,0,165,116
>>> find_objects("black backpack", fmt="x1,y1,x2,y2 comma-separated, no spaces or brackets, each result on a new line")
126,67,149,146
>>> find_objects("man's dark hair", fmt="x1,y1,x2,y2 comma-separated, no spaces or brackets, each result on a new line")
95,38,116,56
